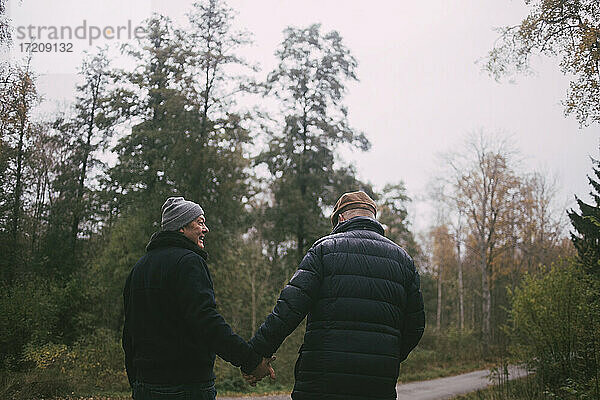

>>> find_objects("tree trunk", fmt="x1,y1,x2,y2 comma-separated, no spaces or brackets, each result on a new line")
251,273,256,335
436,263,442,331
200,17,213,140
31,166,48,253
71,76,100,254
457,239,464,331
472,291,476,330
481,249,491,347
11,74,28,243
11,125,24,241
296,107,309,263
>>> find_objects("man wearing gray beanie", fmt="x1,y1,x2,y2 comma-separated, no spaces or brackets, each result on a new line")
123,196,275,399
160,196,207,247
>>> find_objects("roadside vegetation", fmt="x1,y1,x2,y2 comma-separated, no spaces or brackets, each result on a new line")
453,376,544,400
453,260,600,400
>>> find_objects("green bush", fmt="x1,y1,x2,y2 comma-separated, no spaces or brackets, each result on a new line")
510,260,600,397
417,328,485,362
67,328,129,390
0,342,75,399
0,279,60,370
0,274,90,370
22,342,73,371
0,368,73,400
398,329,491,382
1,329,128,399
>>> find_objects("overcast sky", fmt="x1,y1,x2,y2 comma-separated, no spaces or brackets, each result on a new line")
6,0,600,232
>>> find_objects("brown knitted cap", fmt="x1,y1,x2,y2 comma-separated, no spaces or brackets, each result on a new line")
330,191,377,227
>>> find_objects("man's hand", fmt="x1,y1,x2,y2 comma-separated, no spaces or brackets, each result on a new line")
243,356,276,386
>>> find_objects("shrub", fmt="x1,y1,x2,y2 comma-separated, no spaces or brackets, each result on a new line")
510,260,600,396
68,328,129,390
0,342,76,399
0,368,73,400
0,275,88,372
2,329,129,399
0,279,59,370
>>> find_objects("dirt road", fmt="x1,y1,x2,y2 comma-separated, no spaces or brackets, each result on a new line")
218,366,528,400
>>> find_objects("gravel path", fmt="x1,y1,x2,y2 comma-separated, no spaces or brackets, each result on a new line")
218,366,528,400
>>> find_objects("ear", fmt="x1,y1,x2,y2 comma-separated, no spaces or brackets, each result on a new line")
338,213,346,223
178,227,184,233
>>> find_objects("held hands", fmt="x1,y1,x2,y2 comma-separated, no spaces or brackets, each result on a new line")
243,356,276,386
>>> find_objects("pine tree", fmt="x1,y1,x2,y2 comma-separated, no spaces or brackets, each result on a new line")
568,158,600,274
378,182,422,261
106,8,255,241
257,23,370,263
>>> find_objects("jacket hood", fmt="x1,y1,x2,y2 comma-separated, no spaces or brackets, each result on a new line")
146,230,208,260
331,216,385,236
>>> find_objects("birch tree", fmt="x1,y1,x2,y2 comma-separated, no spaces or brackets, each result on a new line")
447,132,520,346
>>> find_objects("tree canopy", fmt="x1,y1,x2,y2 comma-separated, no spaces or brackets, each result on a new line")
484,0,600,126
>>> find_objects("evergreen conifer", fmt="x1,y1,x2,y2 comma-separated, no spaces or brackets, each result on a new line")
568,158,600,274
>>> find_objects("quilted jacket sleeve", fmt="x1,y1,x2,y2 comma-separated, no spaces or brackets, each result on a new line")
249,247,323,357
399,259,425,361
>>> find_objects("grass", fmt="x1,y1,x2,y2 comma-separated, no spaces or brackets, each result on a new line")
50,394,131,400
452,376,543,400
452,375,600,400
217,380,293,397
28,358,493,399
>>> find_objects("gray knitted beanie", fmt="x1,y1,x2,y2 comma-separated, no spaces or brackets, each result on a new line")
161,197,204,231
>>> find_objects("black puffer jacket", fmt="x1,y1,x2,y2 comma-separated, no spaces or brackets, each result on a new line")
122,231,261,386
249,217,425,400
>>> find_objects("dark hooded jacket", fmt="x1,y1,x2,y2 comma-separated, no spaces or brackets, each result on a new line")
249,217,425,400
122,231,261,386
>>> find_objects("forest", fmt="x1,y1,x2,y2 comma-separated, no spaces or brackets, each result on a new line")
1,1,599,399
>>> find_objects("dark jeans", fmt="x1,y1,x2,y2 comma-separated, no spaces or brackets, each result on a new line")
132,380,217,400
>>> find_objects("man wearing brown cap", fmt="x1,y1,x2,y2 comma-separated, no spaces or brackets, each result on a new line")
123,197,274,400
247,190,425,399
